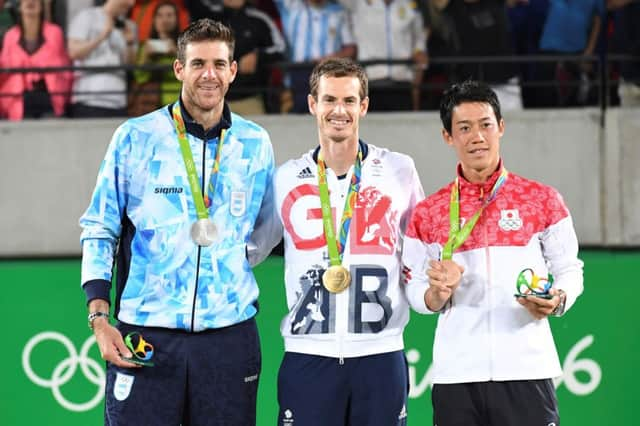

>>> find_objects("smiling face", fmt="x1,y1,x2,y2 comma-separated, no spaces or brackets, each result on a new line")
308,75,368,145
173,40,237,116
443,101,504,183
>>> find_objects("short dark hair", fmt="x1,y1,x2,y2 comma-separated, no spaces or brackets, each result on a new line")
309,58,368,101
177,19,235,64
439,80,502,134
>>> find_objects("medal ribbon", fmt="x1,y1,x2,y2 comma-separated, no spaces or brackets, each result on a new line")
317,146,363,266
171,102,225,220
441,168,508,260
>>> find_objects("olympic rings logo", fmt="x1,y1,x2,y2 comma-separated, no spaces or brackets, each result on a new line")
22,331,105,412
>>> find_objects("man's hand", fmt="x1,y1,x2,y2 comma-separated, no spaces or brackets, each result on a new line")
122,20,136,46
516,288,563,320
92,320,141,368
238,50,258,74
100,17,115,43
425,259,464,312
413,51,429,72
68,18,113,60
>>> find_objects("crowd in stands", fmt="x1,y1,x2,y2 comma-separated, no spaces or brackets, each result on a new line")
0,0,638,121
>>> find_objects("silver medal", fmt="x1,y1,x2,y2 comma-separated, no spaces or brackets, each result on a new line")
191,218,218,246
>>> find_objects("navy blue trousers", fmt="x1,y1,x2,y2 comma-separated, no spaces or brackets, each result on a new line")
104,319,261,426
278,350,409,426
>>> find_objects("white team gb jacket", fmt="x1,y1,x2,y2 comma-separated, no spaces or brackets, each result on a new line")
274,142,424,358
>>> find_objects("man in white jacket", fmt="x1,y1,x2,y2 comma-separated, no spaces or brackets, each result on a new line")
403,80,584,426
273,57,424,425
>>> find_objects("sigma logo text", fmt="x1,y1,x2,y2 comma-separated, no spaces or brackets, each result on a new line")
154,186,183,194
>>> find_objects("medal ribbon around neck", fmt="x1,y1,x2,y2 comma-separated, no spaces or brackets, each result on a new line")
441,168,508,260
171,102,226,220
317,145,363,266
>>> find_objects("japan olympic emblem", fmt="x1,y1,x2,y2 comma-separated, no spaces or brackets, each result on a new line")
498,209,523,231
22,331,105,412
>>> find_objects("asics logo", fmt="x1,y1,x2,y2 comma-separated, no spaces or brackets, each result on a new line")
22,331,105,412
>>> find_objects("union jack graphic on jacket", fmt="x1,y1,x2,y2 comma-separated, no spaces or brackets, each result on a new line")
274,142,424,359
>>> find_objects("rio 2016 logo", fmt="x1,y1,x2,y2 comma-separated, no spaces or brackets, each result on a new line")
22,331,105,412
407,335,602,398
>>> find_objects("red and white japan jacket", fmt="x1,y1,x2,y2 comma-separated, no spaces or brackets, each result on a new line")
402,163,583,384
274,142,424,358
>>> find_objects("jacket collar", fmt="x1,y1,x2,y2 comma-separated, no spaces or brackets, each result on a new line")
312,140,369,164
312,140,369,180
456,159,504,195
168,99,232,141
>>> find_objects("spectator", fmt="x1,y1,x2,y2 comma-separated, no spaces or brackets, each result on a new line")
252,0,283,27
275,0,356,113
535,0,604,107
507,0,550,108
0,0,72,120
418,0,456,109
129,0,189,42
129,0,180,115
188,0,286,115
433,0,524,111
67,0,137,118
251,0,287,111
341,0,428,111
50,0,95,36
608,0,640,107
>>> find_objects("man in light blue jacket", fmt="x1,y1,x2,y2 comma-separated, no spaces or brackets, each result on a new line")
80,18,280,426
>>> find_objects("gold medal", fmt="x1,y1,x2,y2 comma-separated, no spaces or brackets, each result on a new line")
322,265,351,293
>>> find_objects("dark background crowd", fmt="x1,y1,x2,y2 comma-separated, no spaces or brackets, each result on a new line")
0,0,638,121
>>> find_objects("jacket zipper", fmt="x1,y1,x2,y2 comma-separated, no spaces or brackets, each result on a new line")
481,186,493,380
485,219,493,379
189,138,207,332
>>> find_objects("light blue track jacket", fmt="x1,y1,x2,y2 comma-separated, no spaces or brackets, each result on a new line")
80,102,279,332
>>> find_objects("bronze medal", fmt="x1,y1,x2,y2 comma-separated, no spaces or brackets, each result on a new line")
191,218,218,246
322,265,351,293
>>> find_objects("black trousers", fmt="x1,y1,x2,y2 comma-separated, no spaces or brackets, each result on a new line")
432,379,559,426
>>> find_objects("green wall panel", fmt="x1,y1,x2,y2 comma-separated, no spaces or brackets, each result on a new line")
0,250,636,425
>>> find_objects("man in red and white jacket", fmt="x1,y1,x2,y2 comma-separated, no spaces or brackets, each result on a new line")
402,80,583,426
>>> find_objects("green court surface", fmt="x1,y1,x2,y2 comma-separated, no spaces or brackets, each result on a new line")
0,250,636,425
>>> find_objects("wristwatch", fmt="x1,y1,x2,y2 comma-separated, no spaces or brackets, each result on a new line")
551,290,567,316
88,311,110,330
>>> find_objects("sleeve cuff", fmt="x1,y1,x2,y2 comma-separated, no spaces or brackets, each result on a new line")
82,279,111,306
406,281,435,315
